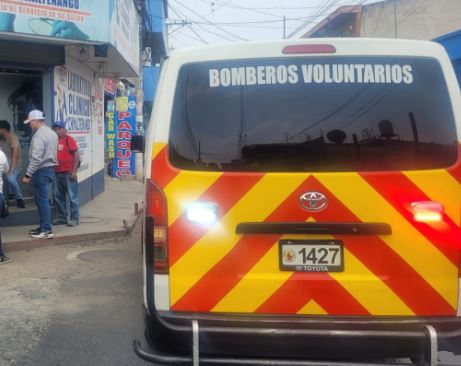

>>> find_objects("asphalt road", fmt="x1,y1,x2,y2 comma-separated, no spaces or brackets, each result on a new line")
1,219,461,366
0,220,150,366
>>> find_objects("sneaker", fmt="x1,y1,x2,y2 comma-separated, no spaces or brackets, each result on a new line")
0,255,11,265
16,199,26,208
66,221,79,227
28,227,41,235
30,231,54,239
52,219,67,225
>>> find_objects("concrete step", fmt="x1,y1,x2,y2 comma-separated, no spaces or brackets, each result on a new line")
3,200,56,227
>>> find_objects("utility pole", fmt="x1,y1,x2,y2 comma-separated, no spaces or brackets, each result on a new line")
283,16,286,39
393,0,398,38
166,20,193,31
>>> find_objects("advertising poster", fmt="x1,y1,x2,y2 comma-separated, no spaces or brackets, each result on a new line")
91,76,104,174
112,95,135,177
54,57,104,181
0,0,110,42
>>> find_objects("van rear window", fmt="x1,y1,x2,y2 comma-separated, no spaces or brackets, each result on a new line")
168,57,458,172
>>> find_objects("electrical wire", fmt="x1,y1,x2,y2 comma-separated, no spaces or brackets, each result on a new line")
287,0,339,37
172,0,249,41
197,0,283,18
186,23,209,44
197,0,320,11
169,3,238,42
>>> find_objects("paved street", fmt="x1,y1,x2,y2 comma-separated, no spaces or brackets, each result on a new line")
1,218,461,366
0,220,150,366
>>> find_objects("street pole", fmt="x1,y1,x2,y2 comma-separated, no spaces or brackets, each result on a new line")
393,0,398,38
283,16,286,39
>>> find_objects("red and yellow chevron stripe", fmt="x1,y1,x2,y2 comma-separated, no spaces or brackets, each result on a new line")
151,143,461,317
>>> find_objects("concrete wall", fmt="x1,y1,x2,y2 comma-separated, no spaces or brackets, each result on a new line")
361,0,461,39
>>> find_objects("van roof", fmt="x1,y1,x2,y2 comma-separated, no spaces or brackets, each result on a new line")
168,38,447,63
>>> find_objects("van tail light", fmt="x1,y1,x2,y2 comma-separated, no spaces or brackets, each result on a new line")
146,180,168,273
282,44,336,54
411,201,444,223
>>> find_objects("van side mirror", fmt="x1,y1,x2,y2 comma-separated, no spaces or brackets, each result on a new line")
131,135,145,153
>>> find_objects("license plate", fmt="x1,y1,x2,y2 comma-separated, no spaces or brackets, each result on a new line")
279,240,344,272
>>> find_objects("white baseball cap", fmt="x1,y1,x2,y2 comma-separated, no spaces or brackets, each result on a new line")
24,110,45,124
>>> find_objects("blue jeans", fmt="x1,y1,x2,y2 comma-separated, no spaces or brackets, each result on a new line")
31,167,54,232
54,172,79,224
6,167,23,199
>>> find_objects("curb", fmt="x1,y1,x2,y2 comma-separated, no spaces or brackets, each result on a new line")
4,210,143,253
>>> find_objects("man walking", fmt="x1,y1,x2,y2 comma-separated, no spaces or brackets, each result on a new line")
52,121,80,226
22,110,58,239
0,120,26,208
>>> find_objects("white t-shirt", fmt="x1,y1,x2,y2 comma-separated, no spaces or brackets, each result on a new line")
0,150,10,194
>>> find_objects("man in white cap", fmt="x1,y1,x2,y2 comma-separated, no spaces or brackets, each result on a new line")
22,110,58,238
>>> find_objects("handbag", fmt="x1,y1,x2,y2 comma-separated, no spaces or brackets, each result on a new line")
1,198,9,218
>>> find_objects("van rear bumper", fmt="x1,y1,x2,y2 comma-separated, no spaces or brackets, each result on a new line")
133,307,461,364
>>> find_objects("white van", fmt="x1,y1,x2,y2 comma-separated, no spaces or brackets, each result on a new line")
134,38,461,365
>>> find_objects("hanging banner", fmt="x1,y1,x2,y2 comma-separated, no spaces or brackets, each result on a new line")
112,95,135,177
105,100,116,159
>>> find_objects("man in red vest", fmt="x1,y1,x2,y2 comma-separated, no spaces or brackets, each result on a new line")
52,121,80,226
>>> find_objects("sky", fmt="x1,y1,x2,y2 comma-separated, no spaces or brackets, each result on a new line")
167,0,383,49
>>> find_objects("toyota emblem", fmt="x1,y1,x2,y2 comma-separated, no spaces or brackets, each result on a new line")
299,192,328,212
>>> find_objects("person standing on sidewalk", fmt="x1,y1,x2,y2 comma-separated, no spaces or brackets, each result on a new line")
52,121,80,227
0,147,11,263
22,110,58,239
0,120,26,208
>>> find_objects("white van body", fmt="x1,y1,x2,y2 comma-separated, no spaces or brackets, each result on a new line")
135,38,461,365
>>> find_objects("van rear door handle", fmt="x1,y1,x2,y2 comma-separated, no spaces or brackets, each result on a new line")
236,222,391,235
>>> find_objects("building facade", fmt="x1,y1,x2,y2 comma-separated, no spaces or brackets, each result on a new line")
0,0,141,224
297,0,461,40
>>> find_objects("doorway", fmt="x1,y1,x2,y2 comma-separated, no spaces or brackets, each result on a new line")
0,68,43,199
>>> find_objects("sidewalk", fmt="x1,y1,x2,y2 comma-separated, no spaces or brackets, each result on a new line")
3,176,144,252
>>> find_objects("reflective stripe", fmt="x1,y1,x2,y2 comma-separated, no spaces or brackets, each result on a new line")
404,169,461,227
165,171,222,225
330,249,414,316
150,146,460,316
317,173,458,309
297,300,327,315
170,174,305,304
213,243,290,312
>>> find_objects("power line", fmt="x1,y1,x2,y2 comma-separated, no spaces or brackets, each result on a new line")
288,0,339,37
169,3,238,42
198,1,320,11
167,16,331,26
170,0,233,39
197,0,283,18
172,0,249,41
186,23,209,44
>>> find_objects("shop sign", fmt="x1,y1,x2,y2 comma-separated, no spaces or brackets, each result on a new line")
112,96,135,177
54,57,104,182
55,63,91,176
106,100,115,159
110,0,139,75
0,0,110,43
